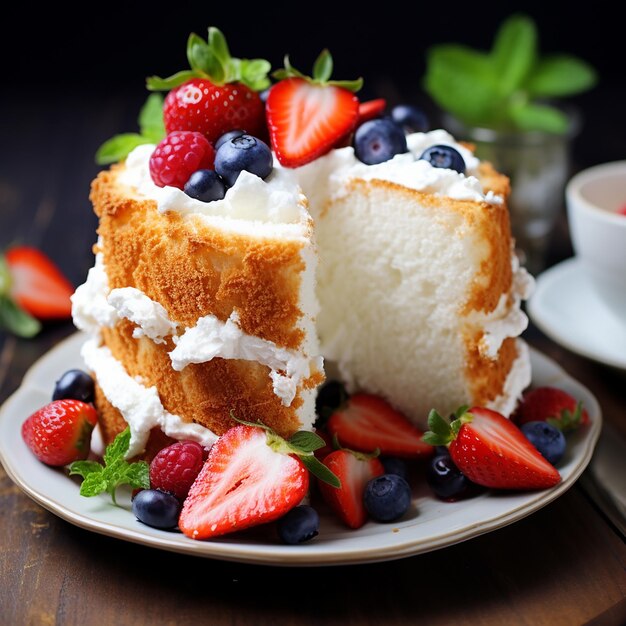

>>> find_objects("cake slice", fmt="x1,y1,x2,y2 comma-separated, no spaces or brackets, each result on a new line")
73,145,323,458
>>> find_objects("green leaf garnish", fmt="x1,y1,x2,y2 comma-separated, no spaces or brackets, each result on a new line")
95,95,166,165
273,50,363,93
147,27,271,92
300,454,341,489
424,13,597,133
421,407,473,446
0,294,41,338
288,430,327,453
68,427,150,505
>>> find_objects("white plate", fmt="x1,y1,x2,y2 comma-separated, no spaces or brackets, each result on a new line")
0,332,601,566
528,257,626,370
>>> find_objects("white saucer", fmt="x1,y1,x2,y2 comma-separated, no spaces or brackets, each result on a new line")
528,257,626,370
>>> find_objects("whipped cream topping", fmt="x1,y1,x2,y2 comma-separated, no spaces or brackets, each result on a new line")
81,337,218,457
292,129,503,207
72,254,318,408
487,339,532,417
120,144,306,224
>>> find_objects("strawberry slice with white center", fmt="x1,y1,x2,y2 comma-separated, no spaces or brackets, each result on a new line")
267,50,362,167
327,393,433,458
318,449,384,529
423,406,561,490
179,423,338,540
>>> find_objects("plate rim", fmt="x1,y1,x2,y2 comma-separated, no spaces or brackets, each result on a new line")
528,257,626,370
0,333,602,566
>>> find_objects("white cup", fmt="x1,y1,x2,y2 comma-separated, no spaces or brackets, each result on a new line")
566,161,626,323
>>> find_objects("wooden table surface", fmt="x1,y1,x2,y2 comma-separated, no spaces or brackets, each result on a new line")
1,93,625,626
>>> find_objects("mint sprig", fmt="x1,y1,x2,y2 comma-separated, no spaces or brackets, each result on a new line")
231,413,341,488
0,253,41,338
273,49,363,92
147,27,271,92
69,427,150,505
424,14,597,133
95,94,165,165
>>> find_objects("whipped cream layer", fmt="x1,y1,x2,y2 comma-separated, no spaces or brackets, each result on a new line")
72,254,320,407
292,129,503,209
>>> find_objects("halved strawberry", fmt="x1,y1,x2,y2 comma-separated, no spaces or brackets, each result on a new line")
178,423,337,540
318,449,384,529
327,393,433,458
358,98,387,124
423,407,561,490
513,387,590,432
267,50,362,167
5,246,73,319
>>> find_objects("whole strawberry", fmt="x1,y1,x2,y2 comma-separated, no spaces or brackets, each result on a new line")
22,399,98,466
149,441,207,500
514,387,590,432
423,406,560,490
147,28,270,144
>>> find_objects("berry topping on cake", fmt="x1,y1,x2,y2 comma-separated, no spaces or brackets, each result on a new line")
363,474,412,523
514,386,590,432
2,246,73,329
354,118,408,165
22,399,98,466
149,440,207,500
318,448,384,529
267,50,362,167
214,134,273,186
52,369,95,403
423,406,561,490
327,393,433,458
277,505,320,544
132,489,181,530
426,454,475,501
179,421,338,540
390,104,430,133
419,144,466,174
184,169,227,202
147,28,270,143
520,422,566,465
357,98,387,124
149,131,215,189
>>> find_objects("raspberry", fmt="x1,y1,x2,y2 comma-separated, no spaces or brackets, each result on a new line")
149,131,215,189
149,441,207,500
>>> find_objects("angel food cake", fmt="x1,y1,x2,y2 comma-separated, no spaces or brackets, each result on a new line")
72,35,532,460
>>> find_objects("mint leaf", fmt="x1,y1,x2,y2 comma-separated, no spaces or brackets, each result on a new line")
509,102,569,133
68,460,103,479
300,454,341,488
288,430,326,453
527,55,598,97
313,49,333,83
124,461,150,489
492,14,537,96
146,70,199,92
79,471,108,497
138,93,165,143
424,45,498,126
95,133,151,165
104,427,131,464
0,295,41,338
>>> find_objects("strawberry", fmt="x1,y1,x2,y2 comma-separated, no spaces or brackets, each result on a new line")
514,387,590,432
318,449,384,529
146,28,270,143
423,406,561,490
313,428,334,461
179,422,337,540
357,98,387,124
5,246,73,319
618,204,626,216
22,399,98,466
163,78,265,144
327,393,433,458
266,50,362,167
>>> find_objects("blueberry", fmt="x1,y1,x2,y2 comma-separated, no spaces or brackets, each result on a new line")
183,169,227,202
215,134,273,186
426,455,472,501
521,421,566,465
419,145,466,174
132,489,180,530
52,369,95,403
390,104,429,133
314,380,348,428
354,119,408,165
277,505,320,544
363,474,411,523
215,129,245,152
435,446,450,457
381,457,408,481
